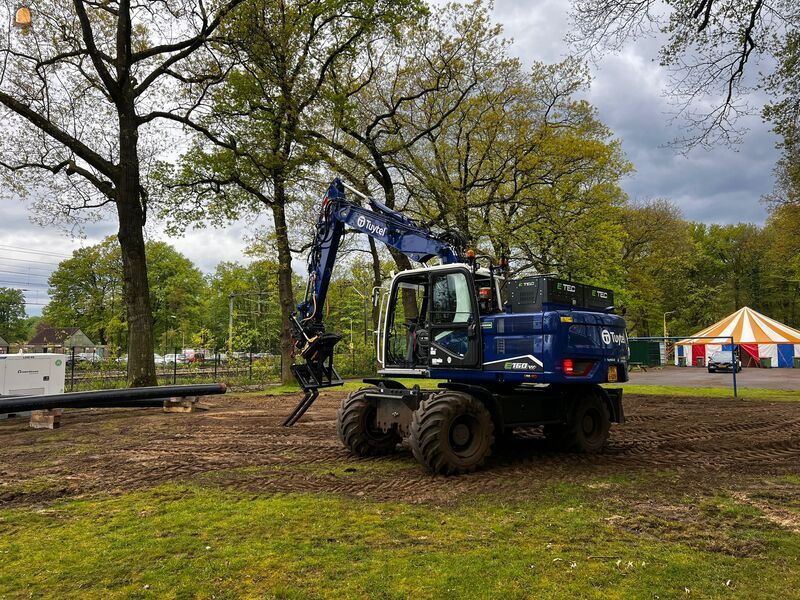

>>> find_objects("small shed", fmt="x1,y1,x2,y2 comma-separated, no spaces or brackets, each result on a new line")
27,327,96,353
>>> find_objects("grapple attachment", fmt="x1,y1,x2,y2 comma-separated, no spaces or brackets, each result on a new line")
284,322,343,426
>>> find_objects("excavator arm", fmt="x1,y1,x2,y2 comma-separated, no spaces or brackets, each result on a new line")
284,178,463,426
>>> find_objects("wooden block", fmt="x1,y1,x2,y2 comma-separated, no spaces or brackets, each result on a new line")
163,396,199,413
30,409,63,430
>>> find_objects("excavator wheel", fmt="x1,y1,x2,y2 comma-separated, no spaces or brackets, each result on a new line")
409,391,494,475
558,391,611,453
336,387,401,456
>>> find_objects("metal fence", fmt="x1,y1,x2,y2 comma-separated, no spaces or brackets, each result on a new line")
63,345,377,391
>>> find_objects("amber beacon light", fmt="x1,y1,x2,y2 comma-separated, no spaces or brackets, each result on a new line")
14,5,32,29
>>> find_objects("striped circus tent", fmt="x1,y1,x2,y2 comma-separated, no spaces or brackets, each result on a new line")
675,307,800,368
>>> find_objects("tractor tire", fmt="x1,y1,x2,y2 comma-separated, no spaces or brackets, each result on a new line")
336,387,401,456
560,391,611,453
409,391,494,475
542,423,569,450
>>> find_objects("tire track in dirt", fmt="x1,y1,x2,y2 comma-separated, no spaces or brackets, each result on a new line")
1,392,799,506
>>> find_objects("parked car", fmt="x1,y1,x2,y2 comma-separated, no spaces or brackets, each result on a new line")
115,355,128,364
164,353,189,365
707,351,742,373
154,353,167,366
78,352,102,363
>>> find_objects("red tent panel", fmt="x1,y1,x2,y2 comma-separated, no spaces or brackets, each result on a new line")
739,343,760,365
692,344,705,364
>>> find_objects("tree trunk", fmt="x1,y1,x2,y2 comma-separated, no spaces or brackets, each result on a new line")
373,169,418,319
271,183,296,384
117,111,157,387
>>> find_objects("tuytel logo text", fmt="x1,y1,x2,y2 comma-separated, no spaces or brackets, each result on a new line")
356,215,387,236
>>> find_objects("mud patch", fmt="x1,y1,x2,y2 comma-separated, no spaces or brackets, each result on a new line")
0,392,799,512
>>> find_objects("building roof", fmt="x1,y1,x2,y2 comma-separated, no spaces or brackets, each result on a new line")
28,327,95,347
0,334,7,346
678,307,800,345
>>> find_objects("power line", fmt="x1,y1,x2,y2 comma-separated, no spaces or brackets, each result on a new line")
0,280,50,287
0,245,71,259
0,256,60,267
0,261,54,273
0,269,49,279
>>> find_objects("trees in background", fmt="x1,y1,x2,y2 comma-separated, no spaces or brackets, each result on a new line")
203,259,283,354
45,238,204,355
37,204,800,355
0,287,27,343
762,205,800,324
619,204,800,336
45,238,123,350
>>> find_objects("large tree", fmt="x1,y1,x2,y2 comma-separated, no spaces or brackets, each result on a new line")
0,287,27,343
0,0,243,385
161,0,421,383
763,31,800,207
398,56,630,287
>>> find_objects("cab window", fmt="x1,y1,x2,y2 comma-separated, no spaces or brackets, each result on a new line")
431,272,472,324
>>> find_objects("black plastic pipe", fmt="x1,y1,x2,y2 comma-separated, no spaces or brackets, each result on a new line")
0,383,226,414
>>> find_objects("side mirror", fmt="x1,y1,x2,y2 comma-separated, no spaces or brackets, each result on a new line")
371,286,381,308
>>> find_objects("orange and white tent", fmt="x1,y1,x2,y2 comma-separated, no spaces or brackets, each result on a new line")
675,307,800,368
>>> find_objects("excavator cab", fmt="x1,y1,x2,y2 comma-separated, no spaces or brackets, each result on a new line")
379,265,497,376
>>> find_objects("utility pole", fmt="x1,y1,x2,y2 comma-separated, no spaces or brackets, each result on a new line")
663,310,676,365
228,294,234,356
351,284,369,344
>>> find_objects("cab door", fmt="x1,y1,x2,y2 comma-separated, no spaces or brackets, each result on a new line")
427,269,481,369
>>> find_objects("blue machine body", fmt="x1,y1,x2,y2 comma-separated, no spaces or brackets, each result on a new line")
290,178,629,398
428,310,629,384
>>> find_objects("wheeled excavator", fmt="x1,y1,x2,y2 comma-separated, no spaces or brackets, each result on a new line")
285,178,629,474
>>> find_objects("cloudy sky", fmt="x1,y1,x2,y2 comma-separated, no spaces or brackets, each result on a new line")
0,0,781,315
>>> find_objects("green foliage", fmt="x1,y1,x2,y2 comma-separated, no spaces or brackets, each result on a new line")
44,238,122,348
764,31,800,207
618,201,800,336
204,259,283,353
0,287,27,343
44,237,205,355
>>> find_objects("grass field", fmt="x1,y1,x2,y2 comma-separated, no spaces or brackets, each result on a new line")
254,378,800,402
1,389,799,598
2,481,799,599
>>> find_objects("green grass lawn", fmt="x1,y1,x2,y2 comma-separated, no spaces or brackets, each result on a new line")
611,383,800,401
1,483,798,599
250,378,800,402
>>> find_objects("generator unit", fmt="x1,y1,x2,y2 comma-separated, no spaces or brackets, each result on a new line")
507,276,614,313
0,354,67,419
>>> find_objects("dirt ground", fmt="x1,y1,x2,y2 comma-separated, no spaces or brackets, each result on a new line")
1,391,800,518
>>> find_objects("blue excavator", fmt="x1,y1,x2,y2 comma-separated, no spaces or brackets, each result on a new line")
286,178,629,474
